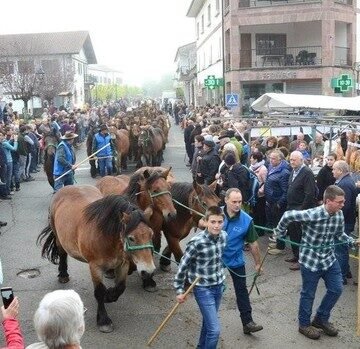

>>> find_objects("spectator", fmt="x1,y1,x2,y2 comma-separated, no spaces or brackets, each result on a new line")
298,140,311,165
184,118,195,166
316,153,336,204
197,140,220,185
332,160,357,284
91,124,112,177
309,133,325,162
1,297,24,348
26,289,85,349
290,132,305,152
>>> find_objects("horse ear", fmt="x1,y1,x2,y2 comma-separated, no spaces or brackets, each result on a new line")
143,206,153,221
208,180,217,192
162,167,172,179
143,170,150,179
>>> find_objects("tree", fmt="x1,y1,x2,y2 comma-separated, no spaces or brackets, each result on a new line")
0,40,75,115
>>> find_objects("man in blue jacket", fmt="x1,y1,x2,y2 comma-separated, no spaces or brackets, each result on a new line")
92,124,112,177
222,188,263,335
53,131,77,193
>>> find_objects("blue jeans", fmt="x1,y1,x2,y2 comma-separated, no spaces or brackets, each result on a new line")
299,261,343,327
229,265,253,326
335,224,353,281
5,162,13,194
53,173,74,192
193,284,223,349
98,158,112,177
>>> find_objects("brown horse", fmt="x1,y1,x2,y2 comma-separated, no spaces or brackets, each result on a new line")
160,180,220,271
37,185,155,333
95,175,130,196
108,126,130,173
137,126,165,167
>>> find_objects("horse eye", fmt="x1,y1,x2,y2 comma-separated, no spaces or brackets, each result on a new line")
128,236,135,243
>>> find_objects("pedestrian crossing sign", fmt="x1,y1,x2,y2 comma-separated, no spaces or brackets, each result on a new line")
226,94,239,107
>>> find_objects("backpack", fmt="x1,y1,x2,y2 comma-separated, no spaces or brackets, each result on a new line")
244,166,260,207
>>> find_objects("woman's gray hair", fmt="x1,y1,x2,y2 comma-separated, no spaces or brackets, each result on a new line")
34,289,85,349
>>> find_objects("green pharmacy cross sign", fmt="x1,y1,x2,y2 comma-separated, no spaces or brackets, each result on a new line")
204,75,223,90
332,74,353,92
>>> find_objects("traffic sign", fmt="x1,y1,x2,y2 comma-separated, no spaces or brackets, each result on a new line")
226,93,239,107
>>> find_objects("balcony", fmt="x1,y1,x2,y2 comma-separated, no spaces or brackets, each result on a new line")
236,45,351,69
238,0,321,8
334,0,352,4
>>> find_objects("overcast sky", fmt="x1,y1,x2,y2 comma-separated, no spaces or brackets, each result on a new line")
0,0,195,86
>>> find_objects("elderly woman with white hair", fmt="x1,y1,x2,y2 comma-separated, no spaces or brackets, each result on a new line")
26,290,85,349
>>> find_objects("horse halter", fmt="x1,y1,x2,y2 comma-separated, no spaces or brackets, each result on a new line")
135,190,172,204
124,237,154,252
191,194,208,212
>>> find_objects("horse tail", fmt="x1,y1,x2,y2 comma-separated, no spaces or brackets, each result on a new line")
37,224,60,264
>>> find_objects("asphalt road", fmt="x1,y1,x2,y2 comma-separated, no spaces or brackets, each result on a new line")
0,118,359,349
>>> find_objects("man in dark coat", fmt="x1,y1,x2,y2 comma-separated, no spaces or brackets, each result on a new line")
197,140,220,185
316,153,336,204
184,118,195,165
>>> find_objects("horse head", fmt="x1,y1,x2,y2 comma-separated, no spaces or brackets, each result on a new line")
191,180,221,220
121,206,155,280
139,168,177,222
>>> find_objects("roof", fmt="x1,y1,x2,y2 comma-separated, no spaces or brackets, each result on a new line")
186,0,205,17
88,64,122,73
251,93,360,112
0,31,97,64
174,42,196,62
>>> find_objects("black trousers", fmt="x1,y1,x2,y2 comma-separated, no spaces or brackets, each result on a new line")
287,221,302,260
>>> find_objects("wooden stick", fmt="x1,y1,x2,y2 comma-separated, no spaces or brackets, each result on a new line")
357,199,360,336
249,247,269,296
54,143,110,182
147,276,201,347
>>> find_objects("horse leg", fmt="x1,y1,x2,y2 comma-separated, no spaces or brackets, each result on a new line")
90,263,113,333
166,235,184,264
57,248,69,283
105,260,128,303
121,153,127,170
116,153,121,175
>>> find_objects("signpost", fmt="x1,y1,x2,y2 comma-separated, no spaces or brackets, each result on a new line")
331,74,353,93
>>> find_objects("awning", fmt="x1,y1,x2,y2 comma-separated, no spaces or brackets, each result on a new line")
251,93,360,112
58,91,72,97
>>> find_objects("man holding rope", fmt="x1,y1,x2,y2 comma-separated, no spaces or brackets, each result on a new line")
53,131,78,193
174,206,227,349
273,185,359,340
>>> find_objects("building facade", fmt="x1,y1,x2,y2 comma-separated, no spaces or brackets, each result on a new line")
224,0,356,114
87,65,123,85
187,0,224,106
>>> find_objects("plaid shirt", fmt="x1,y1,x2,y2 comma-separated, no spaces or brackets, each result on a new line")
174,229,227,295
274,205,355,272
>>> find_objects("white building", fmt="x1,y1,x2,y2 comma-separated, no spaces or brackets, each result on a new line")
87,64,123,85
187,0,224,106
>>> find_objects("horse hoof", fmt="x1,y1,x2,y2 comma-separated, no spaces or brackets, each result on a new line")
143,278,158,293
144,284,158,293
160,264,171,272
58,276,69,283
98,323,114,333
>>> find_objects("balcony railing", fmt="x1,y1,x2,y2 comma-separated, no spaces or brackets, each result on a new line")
239,46,322,68
239,0,321,8
334,0,352,4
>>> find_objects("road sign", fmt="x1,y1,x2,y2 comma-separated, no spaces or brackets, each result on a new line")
226,93,239,107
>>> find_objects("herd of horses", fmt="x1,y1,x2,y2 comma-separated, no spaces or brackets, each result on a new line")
37,166,220,332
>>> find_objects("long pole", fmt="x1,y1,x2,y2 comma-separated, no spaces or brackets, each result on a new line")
54,143,110,182
147,276,201,347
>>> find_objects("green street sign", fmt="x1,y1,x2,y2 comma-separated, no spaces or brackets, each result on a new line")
332,74,353,93
204,75,223,90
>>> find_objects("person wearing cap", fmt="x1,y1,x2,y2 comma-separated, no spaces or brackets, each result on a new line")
53,131,78,193
92,124,112,177
197,139,221,185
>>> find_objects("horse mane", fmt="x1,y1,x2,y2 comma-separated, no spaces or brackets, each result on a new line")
171,182,194,215
83,195,145,236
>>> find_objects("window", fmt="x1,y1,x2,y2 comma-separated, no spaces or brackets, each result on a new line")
255,34,286,55
209,45,213,65
216,0,220,14
0,61,14,75
197,22,200,39
207,5,211,26
219,37,222,60
201,15,204,33
78,62,83,75
18,60,34,74
41,59,60,74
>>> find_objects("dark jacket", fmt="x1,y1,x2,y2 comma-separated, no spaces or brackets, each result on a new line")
198,148,221,184
316,165,335,201
287,165,317,210
222,163,250,203
264,160,291,208
336,173,357,229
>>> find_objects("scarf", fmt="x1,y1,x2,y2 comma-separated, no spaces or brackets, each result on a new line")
250,160,265,172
